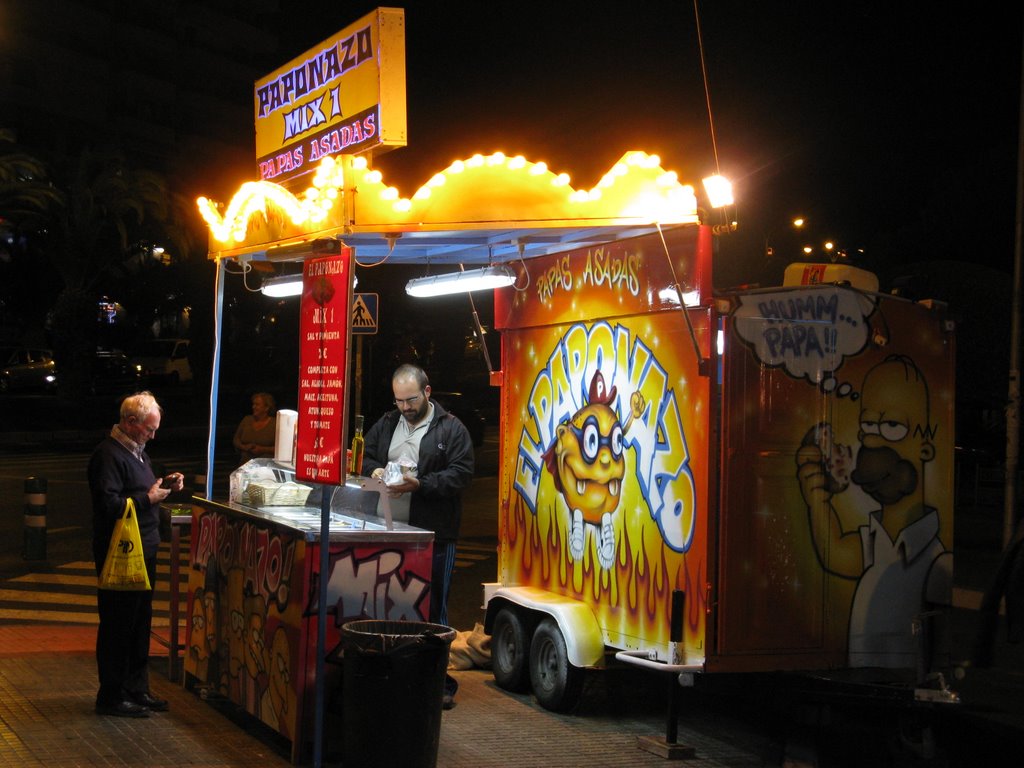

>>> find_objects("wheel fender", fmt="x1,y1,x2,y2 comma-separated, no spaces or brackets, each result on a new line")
484,586,604,668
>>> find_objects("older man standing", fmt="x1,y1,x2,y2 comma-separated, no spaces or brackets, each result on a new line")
88,391,184,717
362,364,475,709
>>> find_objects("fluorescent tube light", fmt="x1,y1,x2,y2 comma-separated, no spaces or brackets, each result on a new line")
405,265,515,298
261,274,304,298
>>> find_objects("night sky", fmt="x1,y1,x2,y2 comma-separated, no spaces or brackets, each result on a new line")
277,1,1023,281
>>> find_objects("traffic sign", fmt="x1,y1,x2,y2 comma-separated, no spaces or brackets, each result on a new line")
352,293,378,335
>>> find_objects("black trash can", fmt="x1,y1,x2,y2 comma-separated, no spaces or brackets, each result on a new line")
340,620,456,768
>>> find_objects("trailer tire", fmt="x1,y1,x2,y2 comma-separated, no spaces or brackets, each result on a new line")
492,607,531,692
529,618,583,712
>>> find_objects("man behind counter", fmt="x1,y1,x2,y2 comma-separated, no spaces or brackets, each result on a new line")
361,364,475,709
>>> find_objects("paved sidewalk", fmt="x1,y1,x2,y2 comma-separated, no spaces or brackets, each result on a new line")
0,620,1021,767
0,625,773,768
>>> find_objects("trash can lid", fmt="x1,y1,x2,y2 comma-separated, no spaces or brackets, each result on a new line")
340,620,457,654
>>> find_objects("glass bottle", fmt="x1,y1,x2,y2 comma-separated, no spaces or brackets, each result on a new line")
349,414,365,475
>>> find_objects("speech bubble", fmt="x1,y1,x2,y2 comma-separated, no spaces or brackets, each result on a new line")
731,287,876,383
820,375,859,400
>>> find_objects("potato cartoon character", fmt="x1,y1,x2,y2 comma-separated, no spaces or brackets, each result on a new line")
543,370,644,569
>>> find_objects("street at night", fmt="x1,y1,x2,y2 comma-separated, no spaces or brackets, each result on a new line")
2,2,1024,766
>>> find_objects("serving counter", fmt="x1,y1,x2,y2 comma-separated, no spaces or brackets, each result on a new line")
183,463,433,762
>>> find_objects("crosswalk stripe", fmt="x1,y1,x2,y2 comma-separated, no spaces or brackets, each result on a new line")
0,529,491,626
0,609,98,624
11,573,98,587
0,594,181,613
0,588,96,606
0,541,186,626
0,609,175,627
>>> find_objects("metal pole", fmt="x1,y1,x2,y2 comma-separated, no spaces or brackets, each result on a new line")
23,476,47,560
666,589,684,745
205,259,226,501
354,335,364,413
1005,24,1024,549
313,486,334,768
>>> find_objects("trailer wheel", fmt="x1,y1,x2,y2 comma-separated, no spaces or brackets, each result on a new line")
529,618,583,712
491,607,531,692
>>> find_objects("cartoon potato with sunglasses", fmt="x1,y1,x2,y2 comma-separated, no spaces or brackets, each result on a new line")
544,370,645,569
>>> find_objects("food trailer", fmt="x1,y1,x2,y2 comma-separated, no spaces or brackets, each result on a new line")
483,226,956,715
191,6,957,763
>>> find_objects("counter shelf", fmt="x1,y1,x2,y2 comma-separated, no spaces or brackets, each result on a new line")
184,469,434,763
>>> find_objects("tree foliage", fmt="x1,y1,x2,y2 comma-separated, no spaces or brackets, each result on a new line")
0,132,196,396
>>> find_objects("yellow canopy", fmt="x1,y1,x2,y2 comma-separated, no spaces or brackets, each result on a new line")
197,150,700,264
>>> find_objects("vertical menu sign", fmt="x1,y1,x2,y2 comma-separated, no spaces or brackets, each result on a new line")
296,251,351,484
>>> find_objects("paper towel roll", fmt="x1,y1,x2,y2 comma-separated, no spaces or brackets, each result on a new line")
275,409,298,464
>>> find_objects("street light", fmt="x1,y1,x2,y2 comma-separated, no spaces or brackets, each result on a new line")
765,217,806,257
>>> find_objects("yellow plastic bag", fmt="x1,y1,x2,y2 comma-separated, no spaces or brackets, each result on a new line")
98,498,151,591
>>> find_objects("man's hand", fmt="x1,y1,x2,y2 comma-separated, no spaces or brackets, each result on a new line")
796,444,831,508
148,479,171,504
163,472,185,491
386,475,420,496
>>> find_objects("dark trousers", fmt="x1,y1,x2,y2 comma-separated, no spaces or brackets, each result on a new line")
430,541,456,626
431,541,458,697
95,554,157,705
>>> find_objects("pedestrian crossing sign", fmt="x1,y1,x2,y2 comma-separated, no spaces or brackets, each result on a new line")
352,293,378,335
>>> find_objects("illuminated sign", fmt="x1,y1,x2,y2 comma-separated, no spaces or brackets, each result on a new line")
296,252,352,484
254,7,407,186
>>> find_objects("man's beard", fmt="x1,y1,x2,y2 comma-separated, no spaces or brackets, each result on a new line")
402,401,427,423
851,445,918,505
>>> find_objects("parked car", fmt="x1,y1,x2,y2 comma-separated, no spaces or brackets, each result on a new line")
430,391,486,447
87,350,144,396
0,347,57,393
130,338,193,385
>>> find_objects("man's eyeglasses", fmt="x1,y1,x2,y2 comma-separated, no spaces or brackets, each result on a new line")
131,417,158,436
394,393,423,407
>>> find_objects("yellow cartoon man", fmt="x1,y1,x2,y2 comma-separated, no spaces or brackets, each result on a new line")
797,355,951,667
261,626,295,738
188,588,210,677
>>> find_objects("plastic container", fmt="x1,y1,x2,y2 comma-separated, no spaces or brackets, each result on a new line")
340,620,456,768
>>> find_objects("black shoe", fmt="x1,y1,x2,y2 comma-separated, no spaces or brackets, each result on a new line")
128,691,169,712
96,700,150,718
442,694,456,710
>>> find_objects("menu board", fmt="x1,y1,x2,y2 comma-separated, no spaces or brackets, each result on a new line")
295,251,351,484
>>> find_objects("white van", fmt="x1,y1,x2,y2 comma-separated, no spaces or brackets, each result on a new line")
130,338,192,385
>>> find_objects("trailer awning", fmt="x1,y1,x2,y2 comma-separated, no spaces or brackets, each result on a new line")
197,150,703,265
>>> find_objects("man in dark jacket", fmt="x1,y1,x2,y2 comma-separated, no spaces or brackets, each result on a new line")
362,364,475,708
88,391,184,717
